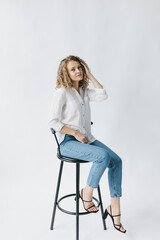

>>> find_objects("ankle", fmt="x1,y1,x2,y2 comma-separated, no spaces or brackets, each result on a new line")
83,185,93,194
110,204,121,212
85,184,93,191
82,187,93,200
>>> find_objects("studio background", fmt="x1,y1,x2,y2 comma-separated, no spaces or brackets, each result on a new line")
0,0,160,240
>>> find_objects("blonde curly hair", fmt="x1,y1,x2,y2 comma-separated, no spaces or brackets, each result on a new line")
56,55,90,90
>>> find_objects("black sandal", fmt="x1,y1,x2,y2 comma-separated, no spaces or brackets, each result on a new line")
76,188,99,213
103,205,126,233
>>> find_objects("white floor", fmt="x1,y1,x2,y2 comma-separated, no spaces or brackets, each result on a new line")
1,181,159,240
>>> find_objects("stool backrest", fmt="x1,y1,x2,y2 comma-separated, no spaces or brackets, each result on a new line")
50,122,93,157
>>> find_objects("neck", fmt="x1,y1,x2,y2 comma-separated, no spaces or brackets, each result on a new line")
72,82,79,91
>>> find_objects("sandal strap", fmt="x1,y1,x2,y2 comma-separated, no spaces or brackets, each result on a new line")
112,214,121,217
86,204,96,210
110,205,112,215
114,223,122,230
82,199,92,202
114,223,121,227
115,223,125,232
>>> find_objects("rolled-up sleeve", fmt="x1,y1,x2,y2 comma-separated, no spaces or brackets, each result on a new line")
48,88,66,132
87,87,108,101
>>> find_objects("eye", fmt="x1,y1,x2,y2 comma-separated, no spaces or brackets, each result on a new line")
71,68,75,71
78,66,81,69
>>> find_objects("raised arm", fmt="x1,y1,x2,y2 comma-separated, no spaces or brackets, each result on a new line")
81,62,108,101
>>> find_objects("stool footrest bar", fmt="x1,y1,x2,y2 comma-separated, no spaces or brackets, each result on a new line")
57,193,100,215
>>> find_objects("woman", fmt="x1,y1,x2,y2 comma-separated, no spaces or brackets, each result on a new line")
48,55,126,233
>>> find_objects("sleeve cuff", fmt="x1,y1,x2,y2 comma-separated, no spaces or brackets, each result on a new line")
94,87,106,94
55,122,65,132
48,121,64,132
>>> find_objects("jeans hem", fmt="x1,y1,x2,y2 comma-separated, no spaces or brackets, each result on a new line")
110,194,122,198
87,181,99,189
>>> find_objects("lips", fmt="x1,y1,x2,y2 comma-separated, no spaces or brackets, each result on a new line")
76,74,81,77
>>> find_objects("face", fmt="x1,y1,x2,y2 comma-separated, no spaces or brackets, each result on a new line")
67,61,83,82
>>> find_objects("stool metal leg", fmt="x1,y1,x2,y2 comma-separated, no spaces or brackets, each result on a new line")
97,185,107,230
50,160,64,230
76,163,80,240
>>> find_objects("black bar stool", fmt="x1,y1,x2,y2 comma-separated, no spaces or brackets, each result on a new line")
50,123,107,240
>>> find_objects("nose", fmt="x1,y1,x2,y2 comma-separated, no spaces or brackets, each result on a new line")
75,69,81,75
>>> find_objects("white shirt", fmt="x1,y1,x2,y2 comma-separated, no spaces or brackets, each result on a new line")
48,85,108,144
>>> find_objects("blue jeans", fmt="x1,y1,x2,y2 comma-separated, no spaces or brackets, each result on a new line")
58,134,122,198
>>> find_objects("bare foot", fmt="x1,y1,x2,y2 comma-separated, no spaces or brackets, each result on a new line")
80,188,99,212
107,205,126,232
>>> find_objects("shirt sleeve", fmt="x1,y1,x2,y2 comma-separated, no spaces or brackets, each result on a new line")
87,87,108,101
47,88,66,132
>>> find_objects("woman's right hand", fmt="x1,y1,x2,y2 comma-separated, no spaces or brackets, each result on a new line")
74,131,89,144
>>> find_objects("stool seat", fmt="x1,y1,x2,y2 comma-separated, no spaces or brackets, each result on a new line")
57,152,90,163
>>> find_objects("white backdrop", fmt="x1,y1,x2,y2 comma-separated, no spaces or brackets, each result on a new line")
0,0,160,240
